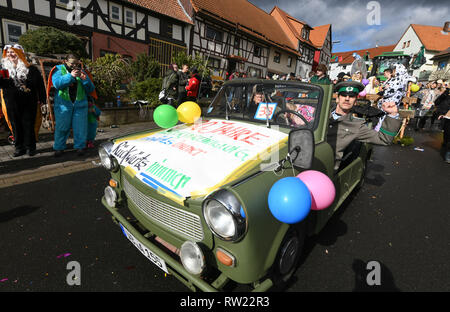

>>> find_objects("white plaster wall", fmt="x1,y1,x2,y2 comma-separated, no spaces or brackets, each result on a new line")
148,16,159,34
12,0,29,11
34,0,51,17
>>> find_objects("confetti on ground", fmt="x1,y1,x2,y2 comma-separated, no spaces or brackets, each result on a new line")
0,278,8,282
57,253,72,259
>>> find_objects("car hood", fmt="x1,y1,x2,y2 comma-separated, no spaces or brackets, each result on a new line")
110,119,288,204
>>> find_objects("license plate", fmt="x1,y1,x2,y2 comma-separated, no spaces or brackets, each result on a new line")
120,223,169,274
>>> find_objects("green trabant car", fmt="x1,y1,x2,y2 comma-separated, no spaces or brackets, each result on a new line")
99,79,372,291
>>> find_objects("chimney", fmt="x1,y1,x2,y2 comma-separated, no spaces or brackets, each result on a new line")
442,22,450,35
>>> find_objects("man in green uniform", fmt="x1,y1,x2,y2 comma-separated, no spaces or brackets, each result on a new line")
328,81,402,170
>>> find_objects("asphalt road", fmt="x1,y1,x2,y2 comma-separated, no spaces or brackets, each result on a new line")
0,127,449,293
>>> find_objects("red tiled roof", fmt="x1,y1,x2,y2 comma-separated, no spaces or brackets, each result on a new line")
190,0,299,55
270,6,314,47
310,24,331,49
332,45,395,65
430,47,450,59
410,24,450,52
124,0,193,24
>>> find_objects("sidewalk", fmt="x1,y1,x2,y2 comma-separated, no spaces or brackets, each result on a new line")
0,122,157,188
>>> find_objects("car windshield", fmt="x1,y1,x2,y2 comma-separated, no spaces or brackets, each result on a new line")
206,81,323,130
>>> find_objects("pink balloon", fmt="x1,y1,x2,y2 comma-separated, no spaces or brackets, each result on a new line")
297,170,336,210
359,90,367,97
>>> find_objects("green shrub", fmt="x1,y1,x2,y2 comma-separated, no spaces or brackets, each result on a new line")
83,54,132,103
172,51,211,77
128,78,163,108
131,53,160,81
19,26,87,57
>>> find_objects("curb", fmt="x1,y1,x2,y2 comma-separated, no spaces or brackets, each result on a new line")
0,156,99,188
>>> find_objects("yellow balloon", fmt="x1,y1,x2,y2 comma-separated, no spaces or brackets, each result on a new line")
177,101,202,124
410,84,420,93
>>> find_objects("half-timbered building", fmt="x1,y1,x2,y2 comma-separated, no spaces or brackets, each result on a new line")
0,0,192,73
184,0,300,79
270,6,332,79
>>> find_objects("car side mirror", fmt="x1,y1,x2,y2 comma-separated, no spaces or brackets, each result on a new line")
288,129,315,169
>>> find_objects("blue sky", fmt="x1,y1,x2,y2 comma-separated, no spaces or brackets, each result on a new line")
249,0,449,52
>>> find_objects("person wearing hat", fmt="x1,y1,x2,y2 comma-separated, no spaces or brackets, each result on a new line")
328,81,402,170
0,44,46,157
310,64,331,85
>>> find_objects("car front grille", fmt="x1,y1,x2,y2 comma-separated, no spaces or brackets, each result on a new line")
123,177,204,241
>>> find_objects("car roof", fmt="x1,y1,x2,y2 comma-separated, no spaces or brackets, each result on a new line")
223,78,307,86
222,78,331,91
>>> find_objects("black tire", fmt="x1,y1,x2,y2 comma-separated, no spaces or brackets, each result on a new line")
271,224,306,289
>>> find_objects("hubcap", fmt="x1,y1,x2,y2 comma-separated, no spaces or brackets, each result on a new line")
279,236,300,275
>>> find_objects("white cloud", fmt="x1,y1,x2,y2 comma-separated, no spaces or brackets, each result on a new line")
250,0,449,51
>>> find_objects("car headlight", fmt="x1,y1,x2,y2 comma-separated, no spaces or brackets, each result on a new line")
202,189,247,242
98,142,118,171
180,241,205,275
104,186,117,207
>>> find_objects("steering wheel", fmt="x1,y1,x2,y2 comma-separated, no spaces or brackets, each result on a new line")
273,109,309,127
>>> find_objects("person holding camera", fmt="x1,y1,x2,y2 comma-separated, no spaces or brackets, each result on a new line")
0,44,46,157
49,54,95,157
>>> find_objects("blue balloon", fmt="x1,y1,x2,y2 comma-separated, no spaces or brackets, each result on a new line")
268,177,312,224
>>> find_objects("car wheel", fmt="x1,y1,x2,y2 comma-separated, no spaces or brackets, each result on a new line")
271,225,306,289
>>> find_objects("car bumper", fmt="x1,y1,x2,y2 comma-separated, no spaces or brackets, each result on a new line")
102,196,274,292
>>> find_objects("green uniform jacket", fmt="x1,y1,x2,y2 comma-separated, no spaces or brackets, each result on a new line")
310,75,331,84
327,113,402,169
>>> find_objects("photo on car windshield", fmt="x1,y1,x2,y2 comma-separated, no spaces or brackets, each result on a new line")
206,82,322,130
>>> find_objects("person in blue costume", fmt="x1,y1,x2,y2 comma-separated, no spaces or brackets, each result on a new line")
51,54,95,156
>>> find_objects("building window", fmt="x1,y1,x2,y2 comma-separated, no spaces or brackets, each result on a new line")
234,36,240,49
110,3,122,23
205,26,223,42
406,40,410,48
254,45,262,57
273,51,281,63
287,56,292,67
125,9,135,26
3,20,26,44
402,41,406,49
56,0,70,7
301,28,309,40
207,57,221,70
28,25,40,31
172,24,182,41
247,66,262,78
100,50,117,57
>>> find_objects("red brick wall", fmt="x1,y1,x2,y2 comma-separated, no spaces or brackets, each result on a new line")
92,32,148,60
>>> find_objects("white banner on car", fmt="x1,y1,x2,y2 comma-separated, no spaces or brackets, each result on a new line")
110,119,288,202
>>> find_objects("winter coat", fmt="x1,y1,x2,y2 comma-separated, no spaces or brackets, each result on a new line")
186,74,201,98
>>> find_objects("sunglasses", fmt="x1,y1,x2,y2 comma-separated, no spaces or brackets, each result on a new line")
3,44,24,51
339,92,357,98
